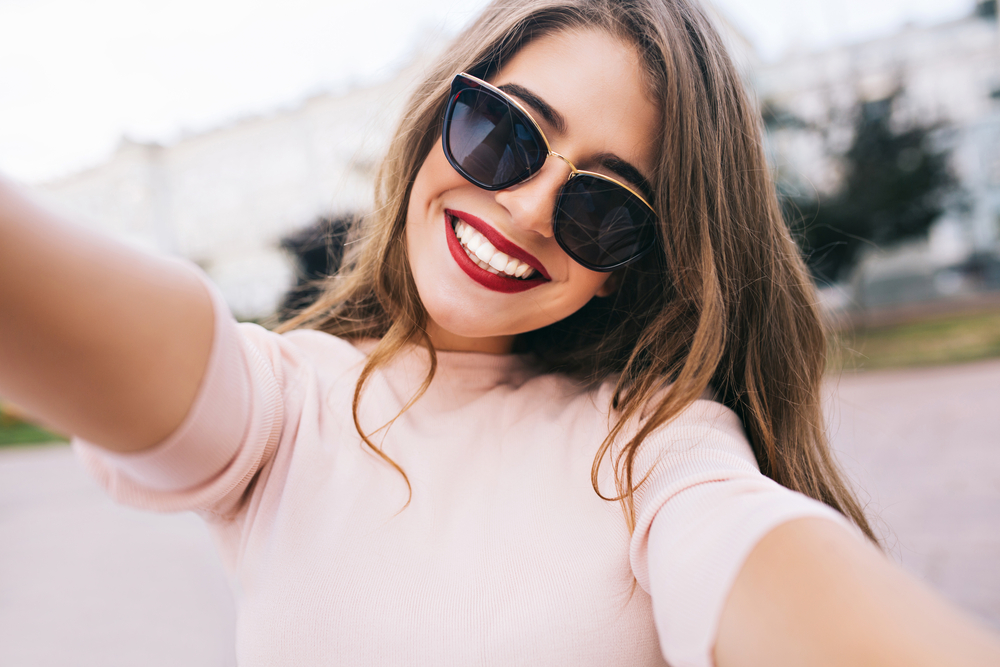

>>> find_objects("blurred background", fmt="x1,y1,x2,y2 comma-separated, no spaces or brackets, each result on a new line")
1,0,998,664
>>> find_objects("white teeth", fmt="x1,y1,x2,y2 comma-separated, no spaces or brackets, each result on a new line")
489,252,510,271
474,243,495,264
450,216,538,280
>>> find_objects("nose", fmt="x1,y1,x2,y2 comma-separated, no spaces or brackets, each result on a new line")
494,154,573,239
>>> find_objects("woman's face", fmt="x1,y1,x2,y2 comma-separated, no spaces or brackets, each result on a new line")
406,28,659,353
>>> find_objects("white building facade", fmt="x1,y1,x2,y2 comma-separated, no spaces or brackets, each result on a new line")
32,56,430,318
755,4,1000,266
23,6,761,319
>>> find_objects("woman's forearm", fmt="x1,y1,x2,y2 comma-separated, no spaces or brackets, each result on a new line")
0,175,214,452
715,517,1000,667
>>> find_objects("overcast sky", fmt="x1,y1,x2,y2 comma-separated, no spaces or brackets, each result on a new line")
0,0,978,183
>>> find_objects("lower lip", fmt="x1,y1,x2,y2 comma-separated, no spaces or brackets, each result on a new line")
443,214,548,293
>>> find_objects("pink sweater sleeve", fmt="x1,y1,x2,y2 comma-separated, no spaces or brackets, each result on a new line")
72,273,285,518
628,399,860,667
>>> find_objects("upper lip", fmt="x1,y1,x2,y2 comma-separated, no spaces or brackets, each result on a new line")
445,209,551,280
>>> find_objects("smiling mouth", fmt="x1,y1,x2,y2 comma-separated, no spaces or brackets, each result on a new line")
449,215,539,280
442,211,548,294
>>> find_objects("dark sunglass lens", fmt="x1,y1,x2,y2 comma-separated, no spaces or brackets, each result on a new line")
447,88,545,188
555,176,656,269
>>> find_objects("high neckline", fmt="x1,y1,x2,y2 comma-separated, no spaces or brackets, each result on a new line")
351,338,539,390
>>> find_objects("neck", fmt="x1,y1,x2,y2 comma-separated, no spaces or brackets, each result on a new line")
423,320,516,354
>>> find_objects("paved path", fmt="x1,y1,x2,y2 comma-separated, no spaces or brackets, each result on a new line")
1,359,998,664
825,358,1000,630
0,445,236,666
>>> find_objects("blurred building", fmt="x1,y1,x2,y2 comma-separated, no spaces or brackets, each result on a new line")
29,5,999,318
30,54,432,318
25,6,747,319
756,1,1000,304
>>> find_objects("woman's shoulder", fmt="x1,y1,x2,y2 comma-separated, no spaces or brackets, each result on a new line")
613,382,754,471
281,326,369,359
521,371,747,454
233,323,370,375
607,377,744,437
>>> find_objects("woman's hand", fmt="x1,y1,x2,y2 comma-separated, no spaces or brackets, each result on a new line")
0,175,214,452
715,517,1000,667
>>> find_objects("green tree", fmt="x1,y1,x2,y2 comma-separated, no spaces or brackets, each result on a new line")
781,92,962,282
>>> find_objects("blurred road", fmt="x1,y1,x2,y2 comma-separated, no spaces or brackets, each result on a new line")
0,445,237,667
827,358,1000,630
1,358,998,665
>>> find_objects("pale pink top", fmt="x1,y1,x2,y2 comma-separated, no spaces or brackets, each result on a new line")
75,275,853,667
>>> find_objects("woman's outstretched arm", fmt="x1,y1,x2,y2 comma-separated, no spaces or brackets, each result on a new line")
714,517,1000,667
0,175,214,453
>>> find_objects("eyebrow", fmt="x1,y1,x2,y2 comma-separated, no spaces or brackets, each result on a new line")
594,154,655,203
497,83,567,134
496,82,656,203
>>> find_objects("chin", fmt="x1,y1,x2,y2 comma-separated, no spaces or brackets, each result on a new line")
427,307,521,340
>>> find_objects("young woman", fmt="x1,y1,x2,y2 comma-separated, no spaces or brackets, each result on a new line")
1,0,998,665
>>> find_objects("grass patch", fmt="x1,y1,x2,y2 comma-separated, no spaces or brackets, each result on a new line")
0,420,68,447
831,310,1000,371
0,405,68,447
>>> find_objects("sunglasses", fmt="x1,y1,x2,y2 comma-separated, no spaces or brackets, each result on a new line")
441,72,658,272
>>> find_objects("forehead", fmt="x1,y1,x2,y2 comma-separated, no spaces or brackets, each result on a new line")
491,28,660,176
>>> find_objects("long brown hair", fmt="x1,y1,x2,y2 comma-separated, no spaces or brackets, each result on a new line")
279,0,877,543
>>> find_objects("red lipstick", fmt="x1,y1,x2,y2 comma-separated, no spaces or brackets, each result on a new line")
447,209,550,280
443,211,549,293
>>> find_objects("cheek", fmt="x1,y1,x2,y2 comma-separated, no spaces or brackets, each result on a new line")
567,266,613,301
407,159,432,224
410,143,457,206
406,148,448,255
